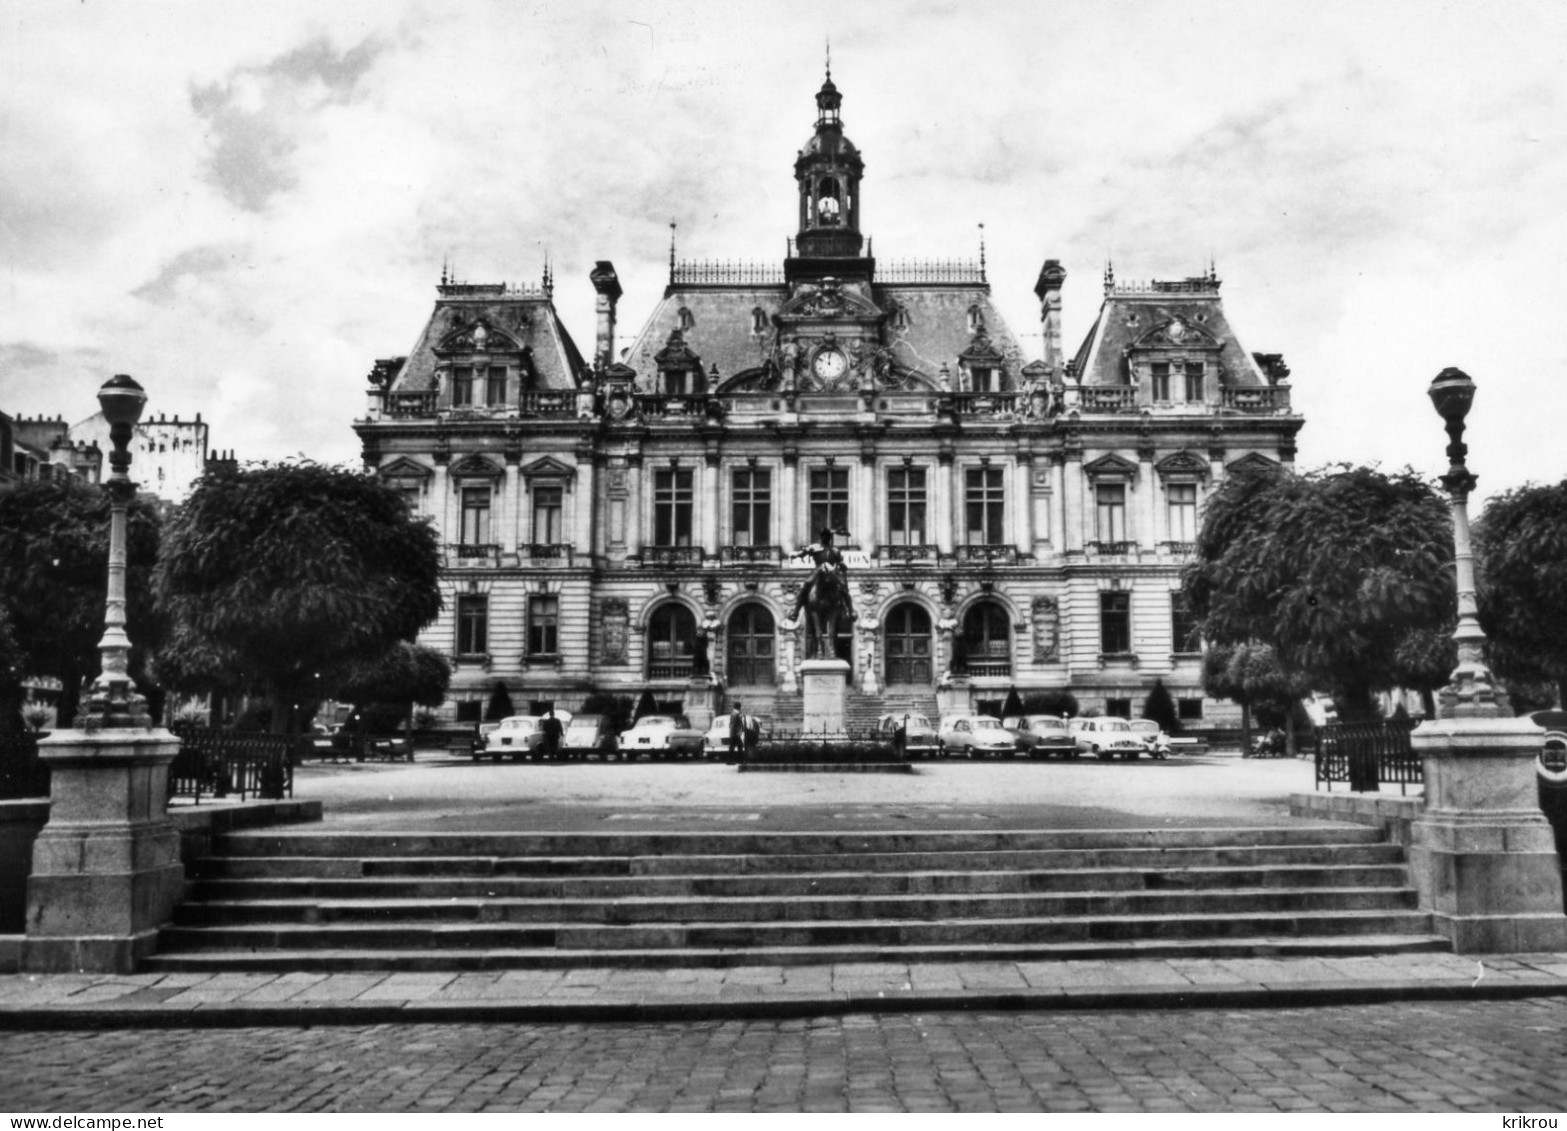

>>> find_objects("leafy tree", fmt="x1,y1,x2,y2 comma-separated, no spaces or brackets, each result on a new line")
1021,690,1079,718
336,642,452,741
1475,480,1567,709
154,462,442,734
1141,679,1180,735
1183,465,1454,722
0,479,165,731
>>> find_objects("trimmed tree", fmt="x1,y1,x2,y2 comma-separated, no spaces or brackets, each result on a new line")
1474,480,1567,709
1141,679,1180,736
1183,464,1454,722
154,462,442,734
0,478,165,731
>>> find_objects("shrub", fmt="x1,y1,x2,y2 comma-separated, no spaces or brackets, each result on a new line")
1020,690,1079,718
1142,679,1181,735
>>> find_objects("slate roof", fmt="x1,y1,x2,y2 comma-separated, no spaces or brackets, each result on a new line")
388,287,589,394
1071,280,1266,388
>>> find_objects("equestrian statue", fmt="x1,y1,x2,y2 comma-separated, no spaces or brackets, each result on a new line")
790,527,857,660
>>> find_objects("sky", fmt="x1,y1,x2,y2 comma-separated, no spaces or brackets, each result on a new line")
3,0,1564,506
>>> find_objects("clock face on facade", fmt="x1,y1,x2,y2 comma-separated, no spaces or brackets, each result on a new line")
812,349,847,381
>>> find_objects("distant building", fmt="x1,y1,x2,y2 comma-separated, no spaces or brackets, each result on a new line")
0,413,101,490
0,408,222,501
353,71,1303,729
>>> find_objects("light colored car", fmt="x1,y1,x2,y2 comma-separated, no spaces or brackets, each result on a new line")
938,714,1018,759
1127,719,1172,759
1070,717,1146,760
563,714,618,760
1004,715,1079,759
485,715,541,761
876,713,938,758
620,714,703,759
703,718,734,756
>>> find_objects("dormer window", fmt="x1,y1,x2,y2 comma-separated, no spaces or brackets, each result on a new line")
970,367,996,394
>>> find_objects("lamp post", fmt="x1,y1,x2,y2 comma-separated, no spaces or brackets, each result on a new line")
1426,366,1506,718
78,373,152,727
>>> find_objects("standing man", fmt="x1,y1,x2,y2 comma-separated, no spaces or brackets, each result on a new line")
729,702,746,762
540,708,564,762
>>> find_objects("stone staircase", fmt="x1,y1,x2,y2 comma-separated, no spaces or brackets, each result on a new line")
142,825,1447,973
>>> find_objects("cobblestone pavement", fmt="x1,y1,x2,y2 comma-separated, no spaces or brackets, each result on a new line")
3,999,1564,1112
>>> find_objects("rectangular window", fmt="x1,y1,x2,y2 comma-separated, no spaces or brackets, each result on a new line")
731,468,771,546
1100,591,1131,654
809,467,850,537
451,366,474,407
532,485,564,544
1152,362,1171,402
457,595,488,655
970,367,995,393
653,468,694,546
1184,362,1205,402
1167,483,1198,542
964,467,1004,545
1096,483,1126,544
527,595,559,656
1106,697,1132,719
486,366,508,405
1178,698,1204,721
455,700,482,723
887,467,927,546
1171,592,1200,653
397,485,421,515
664,369,688,396
460,486,491,545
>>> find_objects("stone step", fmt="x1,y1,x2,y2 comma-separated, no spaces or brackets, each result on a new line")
139,932,1452,973
154,908,1438,953
197,843,1408,879
210,825,1389,859
187,863,1414,902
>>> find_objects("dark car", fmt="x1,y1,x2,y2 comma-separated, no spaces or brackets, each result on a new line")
1003,715,1079,759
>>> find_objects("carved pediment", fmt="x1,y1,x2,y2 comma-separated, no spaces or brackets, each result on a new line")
1226,451,1282,476
448,453,505,481
959,330,1004,364
377,456,433,482
436,318,523,355
778,279,882,322
655,329,701,370
1131,317,1222,352
1083,452,1142,480
519,455,576,483
1155,450,1211,480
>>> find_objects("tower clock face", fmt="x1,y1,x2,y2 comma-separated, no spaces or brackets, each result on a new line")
813,349,847,381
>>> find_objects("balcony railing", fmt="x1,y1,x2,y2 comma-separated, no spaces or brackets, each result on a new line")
634,394,716,418
949,392,1019,416
721,544,781,564
450,543,500,562
1159,541,1196,555
1223,386,1291,413
642,546,704,567
382,390,437,417
955,660,1012,679
959,544,1016,564
648,660,694,680
1086,541,1137,556
517,391,578,416
671,259,785,286
1079,386,1139,412
880,543,937,563
877,258,986,284
521,542,573,564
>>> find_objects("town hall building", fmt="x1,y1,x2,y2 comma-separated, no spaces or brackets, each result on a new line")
353,71,1303,730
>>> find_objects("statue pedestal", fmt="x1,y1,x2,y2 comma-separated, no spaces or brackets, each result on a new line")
685,677,718,732
24,728,185,973
800,659,850,738
1409,715,1567,953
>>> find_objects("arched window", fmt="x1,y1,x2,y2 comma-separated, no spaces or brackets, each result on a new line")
817,177,841,224
960,602,1012,677
884,603,933,686
726,604,776,686
648,604,696,679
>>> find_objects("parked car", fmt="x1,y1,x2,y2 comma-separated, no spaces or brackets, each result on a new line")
666,719,708,759
703,718,735,757
876,713,938,758
619,714,703,760
1003,715,1079,759
1127,719,1172,759
485,715,542,762
563,714,619,760
471,721,501,760
1069,717,1145,760
310,723,338,754
938,714,1018,759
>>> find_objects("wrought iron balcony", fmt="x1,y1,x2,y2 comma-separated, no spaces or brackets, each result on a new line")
648,660,694,680
634,394,718,418
1222,386,1291,413
1079,386,1139,413
720,544,781,564
1086,541,1137,556
879,543,937,563
1159,540,1196,555
382,390,438,417
521,542,573,564
958,544,1016,564
642,546,704,567
954,660,1012,679
449,543,500,562
948,392,1019,416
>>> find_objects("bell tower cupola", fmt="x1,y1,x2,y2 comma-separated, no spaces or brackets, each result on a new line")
792,66,865,262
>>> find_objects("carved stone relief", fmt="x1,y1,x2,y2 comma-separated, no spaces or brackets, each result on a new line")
601,599,630,665
1032,596,1060,662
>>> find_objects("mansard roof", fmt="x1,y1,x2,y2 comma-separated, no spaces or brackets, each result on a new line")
387,284,589,394
1070,275,1267,389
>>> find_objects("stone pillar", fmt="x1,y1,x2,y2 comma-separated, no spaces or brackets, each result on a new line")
574,452,596,560
624,456,643,558
1062,448,1084,552
1408,717,1567,952
1013,453,1033,556
780,452,799,555
936,449,955,555
800,659,850,738
1139,447,1157,550
700,454,720,559
1051,454,1067,552
855,452,874,549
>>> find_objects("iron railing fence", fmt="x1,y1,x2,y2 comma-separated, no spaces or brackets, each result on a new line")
168,727,295,804
1315,718,1422,794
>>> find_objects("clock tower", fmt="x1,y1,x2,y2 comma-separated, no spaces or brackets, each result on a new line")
788,68,871,282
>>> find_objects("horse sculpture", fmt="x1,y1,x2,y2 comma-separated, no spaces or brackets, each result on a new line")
801,555,855,660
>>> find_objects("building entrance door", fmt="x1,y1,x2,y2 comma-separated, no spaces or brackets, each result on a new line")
884,603,933,685
726,604,776,686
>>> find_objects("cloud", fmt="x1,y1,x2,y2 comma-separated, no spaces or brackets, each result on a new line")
189,36,386,212
131,245,248,303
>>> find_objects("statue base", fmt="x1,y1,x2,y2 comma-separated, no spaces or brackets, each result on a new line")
685,677,718,732
799,659,851,738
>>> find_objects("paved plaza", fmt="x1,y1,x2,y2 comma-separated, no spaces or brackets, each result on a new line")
4,998,1566,1112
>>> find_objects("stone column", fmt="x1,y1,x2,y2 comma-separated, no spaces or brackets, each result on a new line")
700,453,720,559
1051,454,1067,552
1013,453,1034,556
1062,448,1084,552
574,450,596,561
856,451,874,550
624,455,643,558
1139,447,1157,550
936,449,956,555
780,452,799,555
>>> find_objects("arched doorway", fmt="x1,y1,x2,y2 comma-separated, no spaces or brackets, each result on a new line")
884,603,933,686
647,603,696,679
726,604,776,686
959,601,1012,678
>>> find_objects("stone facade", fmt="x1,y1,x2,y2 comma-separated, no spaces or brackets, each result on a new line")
353,74,1303,729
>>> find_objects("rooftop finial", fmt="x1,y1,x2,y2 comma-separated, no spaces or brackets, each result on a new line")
1104,258,1115,295
441,255,448,286
825,36,831,80
978,222,987,281
668,220,677,283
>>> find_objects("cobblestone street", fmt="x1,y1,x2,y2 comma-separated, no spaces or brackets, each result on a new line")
5,998,1565,1113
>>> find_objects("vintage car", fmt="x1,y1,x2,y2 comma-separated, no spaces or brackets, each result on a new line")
1003,715,1079,759
484,715,541,762
938,714,1018,759
875,712,939,758
563,714,619,760
619,714,705,760
1069,717,1146,760
1126,719,1172,759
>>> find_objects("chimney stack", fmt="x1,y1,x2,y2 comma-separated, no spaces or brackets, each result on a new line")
1034,259,1067,377
589,261,622,372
